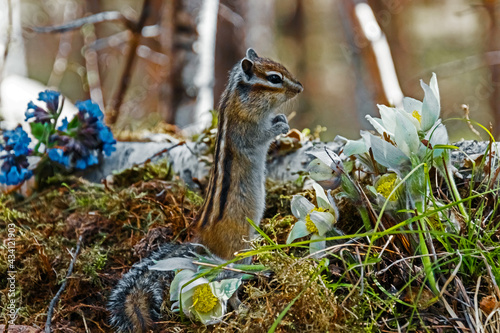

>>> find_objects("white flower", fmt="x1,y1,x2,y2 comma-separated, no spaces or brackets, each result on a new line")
286,182,338,257
307,147,344,189
341,73,447,172
366,73,440,135
169,269,241,325
149,256,241,325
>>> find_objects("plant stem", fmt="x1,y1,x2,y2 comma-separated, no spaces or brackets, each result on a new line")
415,201,439,295
445,165,469,221
358,206,372,232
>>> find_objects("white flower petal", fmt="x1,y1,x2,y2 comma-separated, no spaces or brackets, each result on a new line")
429,72,440,109
425,122,449,157
313,182,332,211
394,110,420,157
420,79,440,131
361,132,410,173
307,148,343,174
286,220,310,244
291,195,315,219
400,107,421,130
180,285,195,315
327,190,339,220
366,115,392,137
378,104,398,134
195,301,225,325
310,211,335,236
171,301,180,311
309,233,326,258
403,97,422,113
182,275,210,293
170,269,197,301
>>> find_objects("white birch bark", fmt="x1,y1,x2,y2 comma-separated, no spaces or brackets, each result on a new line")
191,0,219,133
355,2,404,108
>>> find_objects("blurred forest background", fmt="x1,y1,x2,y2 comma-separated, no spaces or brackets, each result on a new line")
1,0,500,141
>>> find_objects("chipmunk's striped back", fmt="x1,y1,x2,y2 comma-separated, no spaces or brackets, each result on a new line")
195,48,302,260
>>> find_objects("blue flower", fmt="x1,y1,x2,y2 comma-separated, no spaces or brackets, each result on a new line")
3,126,31,156
25,90,61,124
0,127,32,185
76,100,103,119
48,148,71,167
98,127,117,156
58,117,69,131
103,143,116,156
0,165,32,186
25,101,52,123
74,154,98,170
48,99,115,170
38,90,61,113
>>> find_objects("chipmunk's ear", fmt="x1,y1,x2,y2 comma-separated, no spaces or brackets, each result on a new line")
241,58,254,78
246,48,258,60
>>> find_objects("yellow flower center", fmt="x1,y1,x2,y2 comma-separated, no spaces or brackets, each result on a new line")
305,207,326,233
376,174,398,201
192,283,218,313
412,110,422,124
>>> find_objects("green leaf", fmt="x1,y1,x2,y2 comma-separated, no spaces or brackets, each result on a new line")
210,278,241,301
30,122,45,140
66,116,80,131
149,257,197,272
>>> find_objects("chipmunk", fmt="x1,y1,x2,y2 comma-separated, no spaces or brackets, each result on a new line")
108,48,302,332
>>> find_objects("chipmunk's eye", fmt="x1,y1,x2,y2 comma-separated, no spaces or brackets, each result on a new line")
266,74,282,84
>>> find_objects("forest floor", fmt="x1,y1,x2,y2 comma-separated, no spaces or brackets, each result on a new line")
1,138,499,333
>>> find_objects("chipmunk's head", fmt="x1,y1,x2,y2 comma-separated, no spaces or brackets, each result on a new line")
226,48,303,116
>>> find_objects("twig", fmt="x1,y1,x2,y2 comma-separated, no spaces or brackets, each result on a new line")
107,0,152,124
47,1,77,87
138,140,186,165
32,11,133,34
474,276,482,333
462,104,482,137
45,235,83,333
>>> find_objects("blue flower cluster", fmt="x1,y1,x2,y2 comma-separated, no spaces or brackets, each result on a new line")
25,90,61,123
0,126,32,185
48,100,116,170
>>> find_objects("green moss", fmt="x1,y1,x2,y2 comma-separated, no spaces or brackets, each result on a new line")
112,158,173,188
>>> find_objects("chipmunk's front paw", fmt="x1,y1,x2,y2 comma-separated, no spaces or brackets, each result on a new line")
271,114,289,136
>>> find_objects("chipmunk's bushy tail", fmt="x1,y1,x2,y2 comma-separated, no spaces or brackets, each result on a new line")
107,243,197,332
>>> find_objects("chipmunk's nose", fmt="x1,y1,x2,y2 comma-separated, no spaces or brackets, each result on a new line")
295,81,304,93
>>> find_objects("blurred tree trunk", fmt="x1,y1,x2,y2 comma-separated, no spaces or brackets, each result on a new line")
338,0,388,127
281,0,309,127
158,0,181,124
368,0,414,91
483,0,500,137
213,0,246,108
245,0,275,55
